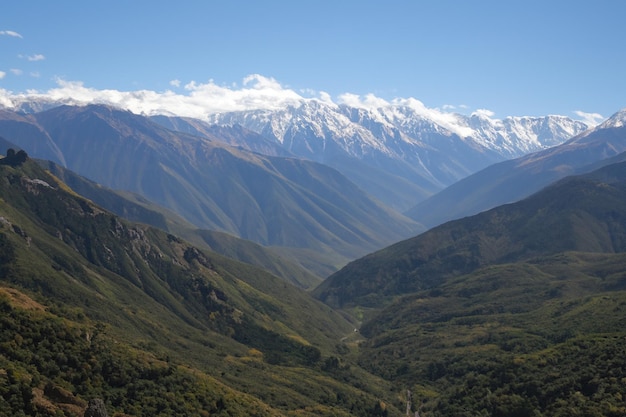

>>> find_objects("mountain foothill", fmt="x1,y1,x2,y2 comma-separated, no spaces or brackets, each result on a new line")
0,101,625,416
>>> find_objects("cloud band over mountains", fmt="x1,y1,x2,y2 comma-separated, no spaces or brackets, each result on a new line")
0,74,607,127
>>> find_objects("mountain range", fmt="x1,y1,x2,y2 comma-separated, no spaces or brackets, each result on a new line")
2,134,626,415
198,100,589,210
0,105,420,278
0,102,618,279
407,109,626,228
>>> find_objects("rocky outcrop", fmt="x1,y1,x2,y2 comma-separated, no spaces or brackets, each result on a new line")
84,398,108,417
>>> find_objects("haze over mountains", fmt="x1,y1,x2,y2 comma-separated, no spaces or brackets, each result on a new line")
2,96,589,211
315,158,626,307
0,104,420,277
170,100,588,210
0,99,593,278
408,108,626,228
1,92,626,416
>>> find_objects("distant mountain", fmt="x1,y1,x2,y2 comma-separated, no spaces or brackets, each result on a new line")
0,157,400,416
0,105,420,277
407,108,626,228
39,159,322,288
315,159,626,308
203,100,588,210
0,111,67,165
151,115,294,158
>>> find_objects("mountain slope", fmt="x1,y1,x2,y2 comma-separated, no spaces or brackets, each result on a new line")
151,115,295,158
0,111,66,165
315,160,626,308
0,105,421,276
204,100,588,210
0,156,403,416
356,252,626,416
407,108,626,228
313,161,626,416
38,159,322,288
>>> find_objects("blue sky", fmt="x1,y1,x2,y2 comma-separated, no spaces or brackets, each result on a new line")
1,0,625,121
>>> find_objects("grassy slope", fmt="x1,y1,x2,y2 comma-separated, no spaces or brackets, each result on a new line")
39,159,323,288
314,164,626,308
357,252,626,416
25,105,420,275
0,159,403,417
314,161,626,416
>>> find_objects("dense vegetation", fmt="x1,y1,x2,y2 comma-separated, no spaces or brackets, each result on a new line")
315,161,626,415
357,253,626,415
3,147,626,416
0,158,401,416
0,291,279,417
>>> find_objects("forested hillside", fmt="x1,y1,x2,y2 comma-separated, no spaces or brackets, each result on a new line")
0,153,402,416
315,161,626,416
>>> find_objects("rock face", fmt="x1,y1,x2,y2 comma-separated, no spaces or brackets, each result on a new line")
84,399,108,417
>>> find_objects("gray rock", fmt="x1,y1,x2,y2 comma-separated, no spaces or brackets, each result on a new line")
84,398,108,417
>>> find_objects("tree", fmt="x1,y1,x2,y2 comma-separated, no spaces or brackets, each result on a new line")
0,148,29,166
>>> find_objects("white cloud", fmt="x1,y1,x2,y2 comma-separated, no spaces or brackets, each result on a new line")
0,71,5,79
442,104,470,112
0,75,472,137
335,93,474,137
318,91,335,105
390,97,475,137
573,110,604,126
0,74,596,139
27,54,45,62
337,93,390,109
0,30,22,38
0,75,306,119
471,108,496,118
10,69,22,76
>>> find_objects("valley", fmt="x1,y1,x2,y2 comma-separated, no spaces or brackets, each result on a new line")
0,102,625,416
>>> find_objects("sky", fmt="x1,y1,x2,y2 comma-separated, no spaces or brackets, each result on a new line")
1,0,625,124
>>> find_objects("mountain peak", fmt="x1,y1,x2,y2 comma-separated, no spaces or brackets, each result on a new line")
598,108,626,129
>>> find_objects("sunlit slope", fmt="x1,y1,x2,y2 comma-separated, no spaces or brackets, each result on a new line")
0,157,403,416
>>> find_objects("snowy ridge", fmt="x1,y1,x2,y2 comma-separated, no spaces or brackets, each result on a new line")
207,97,589,172
4,93,593,210
202,98,590,209
597,108,626,129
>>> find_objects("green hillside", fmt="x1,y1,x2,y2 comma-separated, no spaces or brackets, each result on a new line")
356,252,626,416
0,154,403,416
38,159,322,289
314,162,626,416
315,162,626,308
0,105,421,278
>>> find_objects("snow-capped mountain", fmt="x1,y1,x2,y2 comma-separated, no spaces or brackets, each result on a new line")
595,108,626,130
3,94,590,210
407,107,626,229
205,99,590,210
